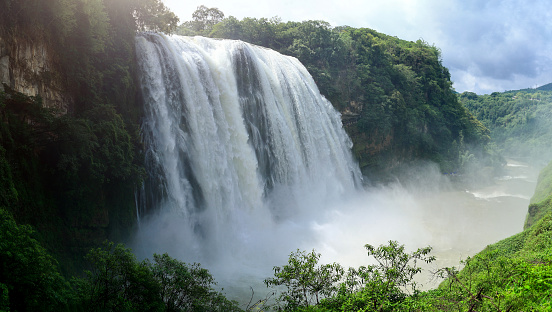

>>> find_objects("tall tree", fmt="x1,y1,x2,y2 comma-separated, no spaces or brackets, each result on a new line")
134,0,179,33
190,5,224,33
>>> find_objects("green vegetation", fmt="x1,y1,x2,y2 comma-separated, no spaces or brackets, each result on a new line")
0,81,142,274
459,86,552,162
4,155,552,311
3,204,552,311
526,159,552,228
260,226,552,311
179,9,495,174
427,209,552,311
0,208,68,312
0,208,241,311
264,249,345,309
304,241,435,312
261,159,552,311
0,0,181,274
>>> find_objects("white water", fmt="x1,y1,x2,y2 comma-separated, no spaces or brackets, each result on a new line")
133,33,538,305
133,33,362,299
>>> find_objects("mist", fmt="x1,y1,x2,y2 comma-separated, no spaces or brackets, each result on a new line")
131,160,537,303
132,34,540,305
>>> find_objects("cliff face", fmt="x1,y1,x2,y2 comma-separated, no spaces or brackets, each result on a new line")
0,35,72,113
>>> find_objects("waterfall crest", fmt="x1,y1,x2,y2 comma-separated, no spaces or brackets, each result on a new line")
134,33,361,258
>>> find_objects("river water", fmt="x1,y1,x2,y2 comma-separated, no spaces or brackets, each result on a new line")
200,159,541,303
413,159,539,287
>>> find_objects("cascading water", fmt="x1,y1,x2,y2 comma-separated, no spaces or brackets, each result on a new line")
132,33,538,304
134,32,361,282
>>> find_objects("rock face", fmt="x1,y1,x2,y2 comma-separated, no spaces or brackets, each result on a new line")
0,36,71,113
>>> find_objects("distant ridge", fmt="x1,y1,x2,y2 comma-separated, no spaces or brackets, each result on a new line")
537,82,552,91
502,82,552,94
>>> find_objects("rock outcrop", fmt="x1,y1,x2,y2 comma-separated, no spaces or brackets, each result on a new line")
0,36,71,113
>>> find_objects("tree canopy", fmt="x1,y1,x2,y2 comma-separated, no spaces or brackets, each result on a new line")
460,88,552,162
179,13,495,174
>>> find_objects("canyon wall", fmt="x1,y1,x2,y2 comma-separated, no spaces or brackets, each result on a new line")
0,36,72,113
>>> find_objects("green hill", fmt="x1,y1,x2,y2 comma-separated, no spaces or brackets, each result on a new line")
460,86,552,162
183,16,494,174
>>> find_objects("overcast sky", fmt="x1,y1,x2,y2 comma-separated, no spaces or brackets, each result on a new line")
163,0,551,94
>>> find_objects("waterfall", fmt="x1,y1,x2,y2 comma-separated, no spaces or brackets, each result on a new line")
132,34,534,304
134,33,361,275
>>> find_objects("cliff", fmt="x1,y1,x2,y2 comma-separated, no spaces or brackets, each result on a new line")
0,35,72,113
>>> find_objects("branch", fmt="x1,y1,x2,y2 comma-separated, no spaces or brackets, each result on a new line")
444,268,503,312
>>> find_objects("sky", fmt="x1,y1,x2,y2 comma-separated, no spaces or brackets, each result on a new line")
163,0,552,95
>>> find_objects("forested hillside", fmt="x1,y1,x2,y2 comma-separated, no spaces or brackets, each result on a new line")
0,0,178,273
459,84,552,163
178,9,494,174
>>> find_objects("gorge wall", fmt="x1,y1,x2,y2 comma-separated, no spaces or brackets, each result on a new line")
0,35,71,112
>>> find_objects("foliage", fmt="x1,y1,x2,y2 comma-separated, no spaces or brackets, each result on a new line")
316,241,435,312
460,88,552,162
266,242,434,312
149,253,242,312
264,249,344,310
0,208,69,312
185,5,225,34
280,228,552,312
0,209,242,312
0,84,144,275
74,242,163,311
74,242,242,312
525,159,552,228
0,0,180,274
179,13,494,174
354,241,434,294
430,214,552,312
133,0,180,33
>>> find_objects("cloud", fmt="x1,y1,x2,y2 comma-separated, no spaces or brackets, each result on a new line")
431,0,552,92
163,0,552,94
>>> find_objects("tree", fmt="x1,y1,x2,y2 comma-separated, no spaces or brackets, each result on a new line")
264,249,344,310
134,0,179,33
319,241,435,312
73,241,163,312
190,5,224,33
0,208,69,311
74,243,242,312
149,253,242,312
359,241,434,292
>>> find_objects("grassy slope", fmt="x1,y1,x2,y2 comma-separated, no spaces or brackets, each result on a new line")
430,160,552,311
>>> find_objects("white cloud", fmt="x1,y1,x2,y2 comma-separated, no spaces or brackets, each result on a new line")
162,0,552,94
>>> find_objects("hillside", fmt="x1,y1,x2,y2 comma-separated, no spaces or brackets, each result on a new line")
429,160,552,311
179,14,494,175
0,0,177,274
459,86,552,163
525,160,552,228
